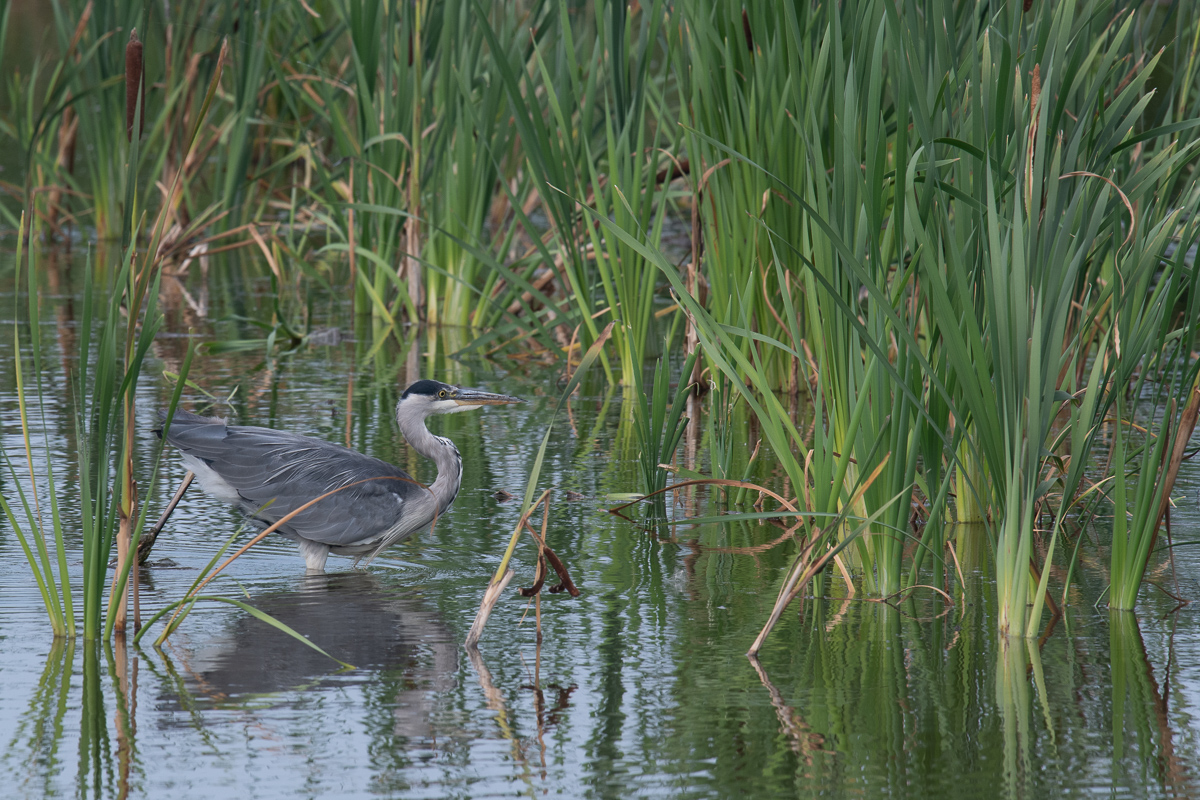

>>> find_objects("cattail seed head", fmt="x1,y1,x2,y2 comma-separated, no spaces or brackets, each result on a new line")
125,28,144,142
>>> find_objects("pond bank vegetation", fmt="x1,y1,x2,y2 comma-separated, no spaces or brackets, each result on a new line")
4,0,1200,649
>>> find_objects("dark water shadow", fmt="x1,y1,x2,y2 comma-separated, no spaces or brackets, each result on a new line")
158,572,457,705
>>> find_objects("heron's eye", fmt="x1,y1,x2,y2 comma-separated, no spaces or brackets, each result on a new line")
438,390,447,398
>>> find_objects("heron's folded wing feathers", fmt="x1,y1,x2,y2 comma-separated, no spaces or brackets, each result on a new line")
163,414,425,547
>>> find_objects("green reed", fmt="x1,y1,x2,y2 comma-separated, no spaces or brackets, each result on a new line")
630,350,697,500
1,218,71,636
673,0,808,391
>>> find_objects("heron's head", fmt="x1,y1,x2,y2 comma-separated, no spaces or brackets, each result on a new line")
398,380,524,419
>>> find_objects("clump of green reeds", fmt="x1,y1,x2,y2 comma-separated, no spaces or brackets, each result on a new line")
669,0,1200,636
1,34,227,640
630,350,697,501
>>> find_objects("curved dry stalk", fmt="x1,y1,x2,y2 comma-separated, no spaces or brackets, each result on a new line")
746,461,896,656
462,489,555,650
945,539,967,592
1060,171,1137,249
607,478,797,514
520,517,580,596
878,583,955,606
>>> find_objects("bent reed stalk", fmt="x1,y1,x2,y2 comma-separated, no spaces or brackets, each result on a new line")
8,0,1200,641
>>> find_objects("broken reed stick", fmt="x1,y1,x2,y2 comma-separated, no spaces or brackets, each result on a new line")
465,569,515,649
466,489,551,649
746,546,836,658
138,471,195,564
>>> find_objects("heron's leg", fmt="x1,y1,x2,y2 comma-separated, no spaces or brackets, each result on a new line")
298,538,330,572
138,471,195,565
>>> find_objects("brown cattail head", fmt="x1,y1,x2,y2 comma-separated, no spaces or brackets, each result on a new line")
1023,0,1033,12
125,28,144,142
1030,63,1041,114
742,8,754,53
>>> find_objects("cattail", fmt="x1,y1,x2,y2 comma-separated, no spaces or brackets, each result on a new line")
742,8,754,53
125,28,144,142
1023,0,1033,12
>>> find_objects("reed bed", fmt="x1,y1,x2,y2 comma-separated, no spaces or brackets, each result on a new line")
6,0,1200,644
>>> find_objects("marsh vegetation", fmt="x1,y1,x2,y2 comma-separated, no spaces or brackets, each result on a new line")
4,0,1200,795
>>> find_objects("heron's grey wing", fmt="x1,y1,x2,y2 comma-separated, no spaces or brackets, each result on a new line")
162,412,428,547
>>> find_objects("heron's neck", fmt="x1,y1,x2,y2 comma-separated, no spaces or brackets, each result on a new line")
398,410,463,514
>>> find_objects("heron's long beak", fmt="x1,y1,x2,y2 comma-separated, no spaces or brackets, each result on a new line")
454,388,524,408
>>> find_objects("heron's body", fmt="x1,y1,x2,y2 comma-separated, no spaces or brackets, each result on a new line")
159,381,521,571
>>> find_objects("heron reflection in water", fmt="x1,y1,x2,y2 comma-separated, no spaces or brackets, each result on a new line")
157,380,523,571
165,572,457,737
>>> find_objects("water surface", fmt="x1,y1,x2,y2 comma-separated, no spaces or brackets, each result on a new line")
3,251,1200,798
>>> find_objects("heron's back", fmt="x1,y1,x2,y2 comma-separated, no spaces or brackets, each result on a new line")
160,410,434,548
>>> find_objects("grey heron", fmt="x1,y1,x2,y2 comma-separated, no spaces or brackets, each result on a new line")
158,380,523,571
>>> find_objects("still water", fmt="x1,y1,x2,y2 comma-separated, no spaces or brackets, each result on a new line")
3,252,1200,798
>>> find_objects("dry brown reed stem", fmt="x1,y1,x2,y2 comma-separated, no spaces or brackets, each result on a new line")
746,456,893,656
1150,380,1200,558
521,552,547,597
248,225,284,282
519,499,551,597
45,105,78,236
126,29,144,142
745,539,839,657
879,583,956,607
541,547,579,596
606,477,862,585
157,223,258,265
945,538,967,592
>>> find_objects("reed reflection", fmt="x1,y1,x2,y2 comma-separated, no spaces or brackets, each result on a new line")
1110,610,1188,795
